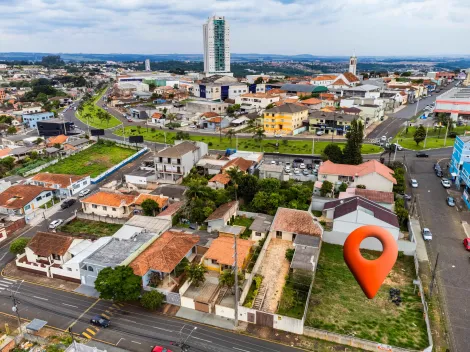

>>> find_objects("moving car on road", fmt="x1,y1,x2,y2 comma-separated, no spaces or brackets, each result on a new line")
463,238,470,251
422,228,432,241
392,143,403,151
90,315,110,328
78,189,91,197
316,130,324,136
447,196,455,207
60,199,76,209
49,219,63,230
441,178,451,188
416,152,429,158
152,347,172,352
410,179,419,188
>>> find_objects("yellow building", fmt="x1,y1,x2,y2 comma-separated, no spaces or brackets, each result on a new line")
263,103,309,135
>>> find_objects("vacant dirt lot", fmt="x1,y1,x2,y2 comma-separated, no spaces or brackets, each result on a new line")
258,238,293,313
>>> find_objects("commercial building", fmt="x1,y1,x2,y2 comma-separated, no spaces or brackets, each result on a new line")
235,92,281,111
435,87,470,120
263,103,309,135
22,112,54,128
203,16,231,77
37,120,77,137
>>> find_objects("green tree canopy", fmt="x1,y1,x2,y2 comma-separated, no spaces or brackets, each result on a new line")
95,266,142,302
141,290,165,311
320,181,333,197
343,119,364,165
185,263,207,287
322,143,343,163
413,125,426,146
10,238,30,255
141,199,160,216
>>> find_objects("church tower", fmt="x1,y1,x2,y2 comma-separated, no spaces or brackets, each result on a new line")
349,53,357,76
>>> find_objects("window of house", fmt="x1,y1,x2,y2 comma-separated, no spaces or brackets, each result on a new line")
211,259,218,264
112,207,116,211
103,206,107,211
36,196,42,201
159,157,163,162
24,205,31,211
256,232,262,237
67,267,72,271
92,204,97,209
52,253,60,260
46,192,51,197
276,231,282,238
88,266,94,272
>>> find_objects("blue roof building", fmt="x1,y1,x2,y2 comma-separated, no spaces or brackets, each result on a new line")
22,112,54,128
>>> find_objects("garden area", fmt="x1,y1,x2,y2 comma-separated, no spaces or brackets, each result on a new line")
305,243,428,350
277,269,313,319
393,125,470,150
76,87,121,129
43,140,135,177
114,126,382,155
230,215,254,239
59,219,122,237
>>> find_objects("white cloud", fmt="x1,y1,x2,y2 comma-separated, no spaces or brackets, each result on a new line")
0,0,469,55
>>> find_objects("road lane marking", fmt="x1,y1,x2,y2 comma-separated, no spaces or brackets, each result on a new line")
101,313,110,319
119,318,136,323
131,341,141,344
116,338,124,346
82,332,92,339
0,283,10,287
233,348,251,352
33,296,48,301
68,299,100,329
86,328,96,336
62,303,78,308
153,326,173,332
0,278,15,283
191,337,212,343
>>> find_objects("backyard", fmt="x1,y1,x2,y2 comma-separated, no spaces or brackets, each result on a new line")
305,244,428,350
76,88,121,129
42,141,136,177
393,125,470,150
231,215,254,239
114,126,382,155
60,219,122,237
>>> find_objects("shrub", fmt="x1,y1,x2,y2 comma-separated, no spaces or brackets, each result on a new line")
208,142,213,147
10,238,30,255
141,290,165,311
285,248,295,262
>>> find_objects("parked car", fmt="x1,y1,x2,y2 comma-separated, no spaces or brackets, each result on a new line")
293,158,304,163
447,196,455,207
302,169,310,176
270,160,276,165
78,189,91,197
392,143,403,151
398,193,412,201
60,199,76,209
299,163,306,169
306,164,313,170
416,152,429,158
152,347,173,352
441,178,451,188
422,228,432,241
49,219,63,230
284,166,291,172
410,179,419,188
90,315,110,328
316,130,325,136
436,170,443,177
293,168,301,175
463,238,470,251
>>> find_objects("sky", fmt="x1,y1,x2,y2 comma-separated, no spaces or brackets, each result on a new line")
1,0,470,56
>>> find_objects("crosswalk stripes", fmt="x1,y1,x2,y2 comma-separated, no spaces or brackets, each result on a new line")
0,278,16,291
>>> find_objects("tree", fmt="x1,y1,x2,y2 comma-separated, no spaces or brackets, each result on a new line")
141,199,160,216
219,269,242,293
7,126,16,135
225,129,237,147
322,143,343,163
167,113,177,122
254,77,264,84
285,248,295,262
253,128,266,146
10,238,30,255
343,119,364,165
265,103,275,110
258,178,281,194
30,150,39,160
141,290,165,311
238,174,258,203
320,181,333,197
184,263,207,287
95,266,142,302
413,125,426,146
34,138,44,145
338,182,348,193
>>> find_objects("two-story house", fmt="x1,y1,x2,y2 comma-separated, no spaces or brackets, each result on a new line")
22,112,54,129
29,173,90,198
154,141,208,184
234,92,281,111
263,103,309,135
317,160,397,192
309,110,363,136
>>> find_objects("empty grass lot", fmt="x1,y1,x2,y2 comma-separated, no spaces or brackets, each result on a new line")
115,127,382,155
60,219,122,237
394,125,470,150
76,88,121,129
306,244,428,350
43,141,135,177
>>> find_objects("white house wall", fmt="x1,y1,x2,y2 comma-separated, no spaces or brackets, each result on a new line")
332,210,399,239
356,173,394,192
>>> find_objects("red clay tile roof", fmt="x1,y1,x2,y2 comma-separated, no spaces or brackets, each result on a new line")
204,236,253,266
222,157,254,172
206,201,238,221
209,173,231,185
333,78,350,87
28,232,74,257
130,231,199,275
301,98,322,105
271,208,323,237
152,112,163,119
47,135,68,145
0,184,54,209
81,191,136,207
312,75,338,81
30,173,86,189
354,188,394,204
319,160,397,184
343,72,360,83
157,201,185,217
266,89,286,95
0,148,12,158
134,194,169,208
208,117,222,123
202,112,219,118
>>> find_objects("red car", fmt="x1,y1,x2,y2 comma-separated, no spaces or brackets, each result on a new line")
463,238,470,251
151,347,172,352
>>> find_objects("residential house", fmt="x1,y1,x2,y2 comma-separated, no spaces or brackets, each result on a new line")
322,196,400,239
339,107,362,115
249,214,274,241
359,104,384,124
339,188,395,210
186,101,229,114
221,157,254,174
309,110,360,136
300,98,322,111
202,116,230,130
130,230,199,293
208,173,231,190
258,163,284,180
29,173,90,198
235,92,281,111
154,141,208,184
341,84,381,98
80,191,136,219
152,185,187,201
317,160,397,192
22,112,54,128
218,225,245,238
0,184,54,216
155,201,185,222
311,75,338,86
132,193,169,214
149,112,166,126
263,103,309,135
203,236,253,272
330,73,361,89
269,208,323,241
279,84,328,97
205,200,239,231
63,138,89,154
15,231,90,282
125,169,158,189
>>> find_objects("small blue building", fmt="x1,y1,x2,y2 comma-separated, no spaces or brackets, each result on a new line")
449,135,470,181
22,112,54,128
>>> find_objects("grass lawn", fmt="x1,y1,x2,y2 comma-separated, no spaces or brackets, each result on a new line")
393,125,470,150
43,141,135,177
305,244,428,350
115,126,382,155
232,216,254,239
76,88,121,129
60,219,122,237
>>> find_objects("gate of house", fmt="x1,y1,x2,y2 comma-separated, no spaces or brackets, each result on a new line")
256,311,274,328
195,301,210,313
163,291,181,306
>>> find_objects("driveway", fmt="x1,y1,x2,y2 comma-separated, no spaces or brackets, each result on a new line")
408,154,470,352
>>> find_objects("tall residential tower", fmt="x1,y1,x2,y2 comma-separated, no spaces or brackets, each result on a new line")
203,16,232,77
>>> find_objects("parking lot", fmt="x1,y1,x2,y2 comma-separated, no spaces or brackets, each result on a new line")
408,155,470,352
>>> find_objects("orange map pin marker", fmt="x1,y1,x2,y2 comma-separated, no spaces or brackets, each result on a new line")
343,225,398,299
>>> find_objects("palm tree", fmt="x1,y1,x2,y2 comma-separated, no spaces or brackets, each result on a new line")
167,113,177,123
219,269,242,294
225,129,237,147
253,128,266,151
186,180,210,200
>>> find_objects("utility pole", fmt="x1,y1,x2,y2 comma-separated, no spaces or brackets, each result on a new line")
429,252,440,297
233,233,239,327
423,126,429,149
312,137,315,155
10,280,24,335
444,119,450,147
414,94,421,117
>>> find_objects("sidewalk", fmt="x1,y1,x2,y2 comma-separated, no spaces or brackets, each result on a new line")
175,307,235,330
26,200,64,227
410,218,429,262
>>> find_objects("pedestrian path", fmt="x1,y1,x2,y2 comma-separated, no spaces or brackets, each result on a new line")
0,277,17,292
410,218,429,262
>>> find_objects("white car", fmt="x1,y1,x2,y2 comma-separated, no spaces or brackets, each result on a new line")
393,143,403,151
316,130,325,136
380,135,387,141
422,228,432,241
271,160,276,165
293,168,301,175
284,166,291,172
441,178,451,188
411,179,418,188
49,219,63,230
299,163,306,169
79,189,91,197
189,125,196,129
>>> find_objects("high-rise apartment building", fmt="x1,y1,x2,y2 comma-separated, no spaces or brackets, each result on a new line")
203,16,232,77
